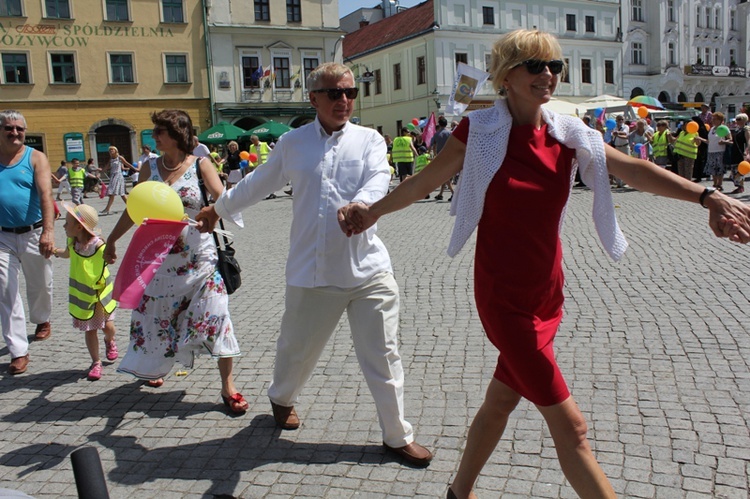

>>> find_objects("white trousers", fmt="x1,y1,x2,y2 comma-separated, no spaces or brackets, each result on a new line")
0,228,53,358
268,272,414,448
57,180,71,197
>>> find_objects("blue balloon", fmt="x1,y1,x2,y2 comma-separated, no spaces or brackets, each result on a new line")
240,160,249,168
633,143,643,153
594,107,604,118
605,118,616,131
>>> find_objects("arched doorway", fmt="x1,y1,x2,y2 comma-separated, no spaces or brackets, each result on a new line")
678,92,687,102
90,119,136,171
290,116,314,128
234,117,264,132
630,87,645,98
695,92,705,103
658,91,670,103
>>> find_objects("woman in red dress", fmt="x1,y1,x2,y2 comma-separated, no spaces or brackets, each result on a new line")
339,30,750,499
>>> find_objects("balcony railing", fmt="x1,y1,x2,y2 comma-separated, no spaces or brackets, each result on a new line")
684,64,747,77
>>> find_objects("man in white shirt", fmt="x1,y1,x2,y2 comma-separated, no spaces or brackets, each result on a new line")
192,136,211,158
134,145,158,185
196,63,432,467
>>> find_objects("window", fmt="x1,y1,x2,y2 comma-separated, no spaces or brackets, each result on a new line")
109,53,134,83
393,63,401,90
482,6,494,25
364,81,370,97
0,0,22,16
50,53,77,83
161,0,184,23
165,54,187,83
242,56,261,88
560,58,570,83
632,0,643,22
274,57,290,88
455,53,468,67
374,68,381,94
255,0,269,21
581,58,591,83
566,14,576,31
730,49,736,65
714,8,720,29
484,53,492,73
416,56,425,85
287,0,300,23
668,43,675,65
106,0,129,21
696,6,702,28
730,10,736,31
2,53,30,84
303,57,317,87
705,8,711,28
714,48,720,66
45,0,70,19
585,16,595,33
696,47,702,63
632,42,643,64
668,0,674,22
704,47,710,65
604,60,614,84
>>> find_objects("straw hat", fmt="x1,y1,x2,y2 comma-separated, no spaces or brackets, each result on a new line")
61,201,100,236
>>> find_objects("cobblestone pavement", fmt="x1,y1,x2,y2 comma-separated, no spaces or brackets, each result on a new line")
1,183,749,498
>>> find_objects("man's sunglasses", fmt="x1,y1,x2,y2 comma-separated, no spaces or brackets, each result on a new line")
311,88,359,100
3,125,26,133
515,59,565,75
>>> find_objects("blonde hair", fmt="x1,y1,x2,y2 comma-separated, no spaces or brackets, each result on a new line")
489,29,565,95
108,146,119,154
735,113,748,122
306,62,353,91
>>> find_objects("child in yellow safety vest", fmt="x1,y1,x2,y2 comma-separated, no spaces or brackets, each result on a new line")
53,202,118,381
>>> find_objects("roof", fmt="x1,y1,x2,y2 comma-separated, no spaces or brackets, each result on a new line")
343,0,435,60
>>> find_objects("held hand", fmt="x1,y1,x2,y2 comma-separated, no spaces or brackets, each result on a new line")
337,202,377,237
39,231,54,259
103,243,117,265
706,194,750,243
195,206,219,233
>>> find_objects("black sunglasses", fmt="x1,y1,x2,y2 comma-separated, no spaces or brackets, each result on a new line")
3,125,25,133
515,59,564,75
311,88,359,100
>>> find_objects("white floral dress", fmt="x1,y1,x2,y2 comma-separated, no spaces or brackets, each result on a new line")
107,157,127,196
117,159,240,381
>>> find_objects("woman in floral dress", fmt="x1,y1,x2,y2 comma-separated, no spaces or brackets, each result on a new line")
100,146,132,215
104,109,248,414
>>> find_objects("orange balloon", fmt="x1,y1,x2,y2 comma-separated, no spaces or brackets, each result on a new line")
637,106,649,118
705,123,710,131
738,161,750,176
239,151,250,160
685,121,699,134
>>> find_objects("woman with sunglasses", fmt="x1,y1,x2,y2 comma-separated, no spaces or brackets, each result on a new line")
339,29,750,499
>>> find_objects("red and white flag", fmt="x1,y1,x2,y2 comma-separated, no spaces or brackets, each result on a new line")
113,219,187,309
422,112,437,148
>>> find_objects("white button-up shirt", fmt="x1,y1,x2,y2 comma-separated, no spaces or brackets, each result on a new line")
214,118,393,288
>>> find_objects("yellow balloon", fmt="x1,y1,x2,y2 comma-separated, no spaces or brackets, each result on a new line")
738,161,750,176
126,181,185,225
637,106,649,118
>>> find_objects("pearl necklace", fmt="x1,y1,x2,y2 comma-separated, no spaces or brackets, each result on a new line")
161,155,187,172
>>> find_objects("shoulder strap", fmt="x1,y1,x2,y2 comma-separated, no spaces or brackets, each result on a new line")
195,158,230,248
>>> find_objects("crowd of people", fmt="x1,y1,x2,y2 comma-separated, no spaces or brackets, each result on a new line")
5,28,750,498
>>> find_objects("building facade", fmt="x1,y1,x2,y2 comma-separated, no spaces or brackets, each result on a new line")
622,0,750,113
343,0,623,137
0,0,210,166
206,0,343,131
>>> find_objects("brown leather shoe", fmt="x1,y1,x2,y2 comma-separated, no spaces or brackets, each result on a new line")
270,401,300,430
9,354,29,375
384,441,433,467
34,322,51,341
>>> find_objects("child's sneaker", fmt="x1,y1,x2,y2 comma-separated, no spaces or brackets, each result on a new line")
105,340,118,361
88,361,102,381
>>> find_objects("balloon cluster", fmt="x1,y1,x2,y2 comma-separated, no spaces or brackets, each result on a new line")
127,181,185,225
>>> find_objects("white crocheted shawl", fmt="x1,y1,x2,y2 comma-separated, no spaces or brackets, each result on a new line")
447,99,628,261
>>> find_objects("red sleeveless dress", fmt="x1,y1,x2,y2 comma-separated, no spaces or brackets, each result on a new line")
454,118,575,406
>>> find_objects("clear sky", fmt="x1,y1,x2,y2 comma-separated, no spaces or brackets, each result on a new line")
339,0,424,18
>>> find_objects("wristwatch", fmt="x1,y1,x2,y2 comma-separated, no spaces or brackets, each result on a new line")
699,187,717,208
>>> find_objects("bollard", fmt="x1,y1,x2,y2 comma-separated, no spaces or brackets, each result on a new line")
70,447,110,499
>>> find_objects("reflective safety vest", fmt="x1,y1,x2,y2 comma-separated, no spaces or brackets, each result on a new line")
415,153,430,173
69,167,85,189
651,131,670,158
674,131,698,160
249,142,270,167
68,240,117,320
391,136,414,163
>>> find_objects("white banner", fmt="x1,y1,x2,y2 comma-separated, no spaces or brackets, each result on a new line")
446,63,491,115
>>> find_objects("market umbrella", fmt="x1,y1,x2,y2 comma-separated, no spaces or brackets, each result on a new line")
240,121,293,142
581,94,628,109
627,95,665,110
197,122,246,144
542,98,581,116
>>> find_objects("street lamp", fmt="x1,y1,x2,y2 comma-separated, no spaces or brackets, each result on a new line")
432,88,441,109
332,35,345,63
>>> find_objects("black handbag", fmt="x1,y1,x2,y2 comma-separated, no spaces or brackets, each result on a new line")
195,160,242,294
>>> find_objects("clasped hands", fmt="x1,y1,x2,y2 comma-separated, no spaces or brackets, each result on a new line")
337,202,376,237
